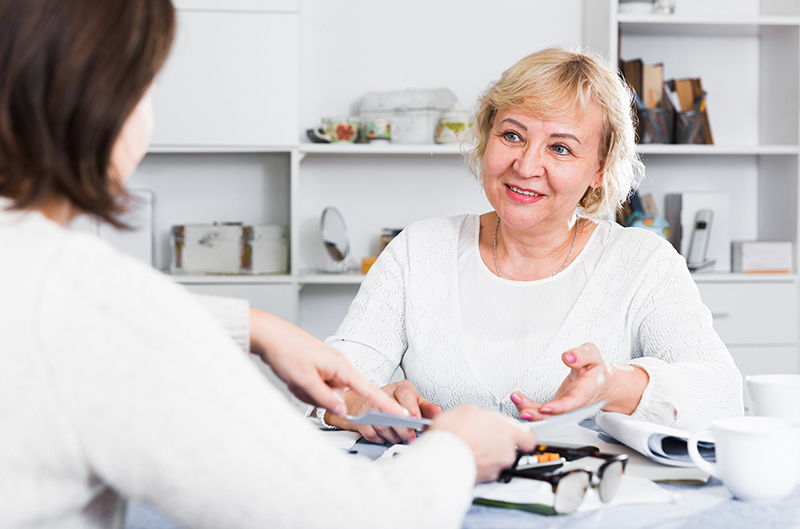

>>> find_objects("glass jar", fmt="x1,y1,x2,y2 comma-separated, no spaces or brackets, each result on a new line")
378,228,403,255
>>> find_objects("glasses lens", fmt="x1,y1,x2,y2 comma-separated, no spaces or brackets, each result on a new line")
553,471,590,514
598,460,625,503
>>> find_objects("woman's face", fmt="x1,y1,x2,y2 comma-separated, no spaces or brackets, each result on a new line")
111,86,154,184
481,102,605,231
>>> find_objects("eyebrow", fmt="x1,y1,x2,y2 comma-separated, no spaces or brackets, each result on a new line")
499,119,582,145
550,132,582,145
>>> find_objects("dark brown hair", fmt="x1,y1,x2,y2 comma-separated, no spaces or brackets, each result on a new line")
0,0,175,226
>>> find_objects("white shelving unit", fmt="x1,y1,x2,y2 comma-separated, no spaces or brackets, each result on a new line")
583,0,800,375
125,0,800,375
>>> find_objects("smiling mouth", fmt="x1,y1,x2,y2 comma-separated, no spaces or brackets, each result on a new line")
506,184,545,197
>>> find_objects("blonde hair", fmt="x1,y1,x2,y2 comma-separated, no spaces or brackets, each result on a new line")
467,47,643,217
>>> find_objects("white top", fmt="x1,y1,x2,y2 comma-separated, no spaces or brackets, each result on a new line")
459,215,600,397
0,203,476,529
327,214,743,430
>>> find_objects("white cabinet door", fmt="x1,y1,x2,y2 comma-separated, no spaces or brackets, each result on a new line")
151,3,298,148
728,345,800,377
696,282,799,345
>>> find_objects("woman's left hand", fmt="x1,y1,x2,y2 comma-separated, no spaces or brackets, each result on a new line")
511,343,648,420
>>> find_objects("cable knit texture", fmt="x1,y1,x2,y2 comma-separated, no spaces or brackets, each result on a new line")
327,214,743,431
0,204,476,529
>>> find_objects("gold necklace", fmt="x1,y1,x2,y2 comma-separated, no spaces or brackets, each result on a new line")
492,215,580,279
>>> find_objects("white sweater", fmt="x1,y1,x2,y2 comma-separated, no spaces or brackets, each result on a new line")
0,204,475,529
327,214,743,430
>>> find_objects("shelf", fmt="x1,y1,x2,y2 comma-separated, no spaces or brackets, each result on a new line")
298,143,466,156
168,273,294,284
296,271,794,286
148,145,293,154
618,14,800,36
299,272,365,285
635,144,800,156
691,273,798,283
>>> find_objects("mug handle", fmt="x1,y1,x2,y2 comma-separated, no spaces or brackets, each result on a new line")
686,430,718,478
306,127,331,144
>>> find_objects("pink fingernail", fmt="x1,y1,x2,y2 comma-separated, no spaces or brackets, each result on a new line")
406,436,416,444
519,413,533,421
510,393,522,405
565,352,576,364
540,407,553,414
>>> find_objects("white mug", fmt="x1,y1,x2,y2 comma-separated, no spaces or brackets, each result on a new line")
687,416,800,501
745,374,800,421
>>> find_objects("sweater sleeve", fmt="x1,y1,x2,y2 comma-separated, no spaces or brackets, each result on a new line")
627,245,744,430
325,232,410,386
36,240,476,529
193,294,249,353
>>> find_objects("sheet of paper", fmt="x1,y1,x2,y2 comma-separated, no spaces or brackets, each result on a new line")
474,474,678,511
319,429,361,451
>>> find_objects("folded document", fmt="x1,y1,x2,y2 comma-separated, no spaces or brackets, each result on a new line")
595,412,714,467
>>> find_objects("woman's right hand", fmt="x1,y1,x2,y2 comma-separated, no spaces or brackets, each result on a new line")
325,380,442,444
430,405,538,482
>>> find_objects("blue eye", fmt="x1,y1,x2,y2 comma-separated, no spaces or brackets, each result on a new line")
503,131,522,142
551,144,572,155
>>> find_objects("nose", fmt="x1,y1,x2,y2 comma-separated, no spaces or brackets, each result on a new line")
512,145,545,179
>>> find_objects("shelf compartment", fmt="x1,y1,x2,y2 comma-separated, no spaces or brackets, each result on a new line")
168,273,294,284
298,272,364,285
636,144,800,155
148,145,294,154
299,143,466,155
618,15,800,36
691,273,798,283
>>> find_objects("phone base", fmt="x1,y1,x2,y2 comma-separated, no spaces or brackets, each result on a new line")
688,259,716,272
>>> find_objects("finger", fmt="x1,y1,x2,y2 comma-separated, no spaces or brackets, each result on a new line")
335,362,408,416
395,385,423,418
297,375,348,415
287,384,313,407
375,425,403,445
513,427,539,452
509,392,540,413
394,427,416,442
562,343,600,370
359,425,384,444
517,405,543,421
419,400,442,419
498,415,538,452
539,390,591,415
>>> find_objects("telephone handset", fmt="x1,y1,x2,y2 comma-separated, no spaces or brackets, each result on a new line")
687,209,715,271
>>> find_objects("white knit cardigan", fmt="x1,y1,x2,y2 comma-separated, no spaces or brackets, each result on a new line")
327,215,743,431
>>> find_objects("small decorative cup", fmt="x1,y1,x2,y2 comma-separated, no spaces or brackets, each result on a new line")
323,117,360,143
362,118,391,142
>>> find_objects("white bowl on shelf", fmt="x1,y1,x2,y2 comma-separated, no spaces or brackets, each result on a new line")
619,2,654,14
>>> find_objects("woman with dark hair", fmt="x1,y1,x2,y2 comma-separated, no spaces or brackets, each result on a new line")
0,1,536,527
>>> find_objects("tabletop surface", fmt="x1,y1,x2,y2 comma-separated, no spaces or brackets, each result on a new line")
126,428,800,529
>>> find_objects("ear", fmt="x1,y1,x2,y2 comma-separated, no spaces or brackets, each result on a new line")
591,169,604,190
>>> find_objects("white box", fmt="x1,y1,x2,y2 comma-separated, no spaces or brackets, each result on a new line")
732,241,794,273
665,192,731,272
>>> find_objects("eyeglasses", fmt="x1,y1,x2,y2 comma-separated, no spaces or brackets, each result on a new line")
497,444,628,515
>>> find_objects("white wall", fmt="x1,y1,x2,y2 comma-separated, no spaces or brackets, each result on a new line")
299,0,584,129
295,0,584,338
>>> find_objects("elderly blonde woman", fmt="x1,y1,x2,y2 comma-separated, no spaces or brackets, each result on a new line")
321,48,743,444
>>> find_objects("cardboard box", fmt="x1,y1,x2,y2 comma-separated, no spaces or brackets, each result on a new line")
732,241,794,273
